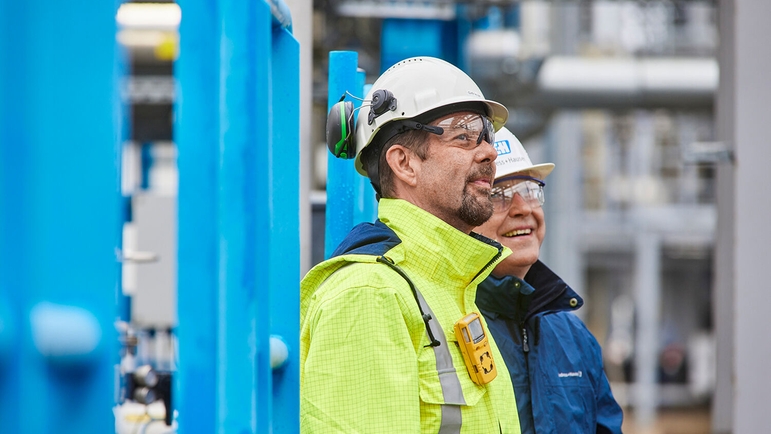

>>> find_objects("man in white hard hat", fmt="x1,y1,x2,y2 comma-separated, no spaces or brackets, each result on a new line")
475,127,624,434
301,57,521,433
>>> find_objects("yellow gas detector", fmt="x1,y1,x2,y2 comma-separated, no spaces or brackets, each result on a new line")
454,312,497,385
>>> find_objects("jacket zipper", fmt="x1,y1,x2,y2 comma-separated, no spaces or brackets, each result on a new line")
471,245,504,283
521,325,530,353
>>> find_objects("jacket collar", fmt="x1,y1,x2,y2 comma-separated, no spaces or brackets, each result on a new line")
476,260,583,322
378,198,507,288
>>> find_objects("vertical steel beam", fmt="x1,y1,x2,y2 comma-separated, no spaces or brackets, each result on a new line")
542,112,584,301
712,1,735,432
269,22,301,433
175,0,218,433
0,1,120,433
325,51,359,258
633,232,661,428
725,1,771,433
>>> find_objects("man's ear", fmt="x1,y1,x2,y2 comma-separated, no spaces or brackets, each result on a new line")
385,144,419,187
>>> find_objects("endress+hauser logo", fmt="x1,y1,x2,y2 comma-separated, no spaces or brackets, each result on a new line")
494,139,511,156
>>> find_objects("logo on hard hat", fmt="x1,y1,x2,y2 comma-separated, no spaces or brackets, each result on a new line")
494,139,511,156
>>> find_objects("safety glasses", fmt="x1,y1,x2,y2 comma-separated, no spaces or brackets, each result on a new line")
490,176,545,213
423,114,495,150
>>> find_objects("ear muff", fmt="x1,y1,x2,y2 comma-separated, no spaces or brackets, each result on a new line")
326,100,356,159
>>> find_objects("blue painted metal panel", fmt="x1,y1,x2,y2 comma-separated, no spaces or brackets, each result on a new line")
325,52,359,258
269,23,301,434
0,1,120,433
380,19,459,71
176,0,300,432
217,0,264,431
0,4,24,433
174,0,218,432
254,2,274,432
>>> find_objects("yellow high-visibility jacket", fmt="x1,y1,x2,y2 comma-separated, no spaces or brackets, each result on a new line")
301,198,521,433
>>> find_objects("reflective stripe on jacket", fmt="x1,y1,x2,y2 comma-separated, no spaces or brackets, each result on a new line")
476,261,623,434
300,198,522,433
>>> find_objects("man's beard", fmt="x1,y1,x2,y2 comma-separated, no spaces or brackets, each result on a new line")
458,165,495,227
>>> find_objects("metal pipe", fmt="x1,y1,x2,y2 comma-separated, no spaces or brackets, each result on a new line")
535,56,718,107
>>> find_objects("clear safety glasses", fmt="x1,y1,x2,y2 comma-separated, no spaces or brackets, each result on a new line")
424,114,495,150
490,176,546,213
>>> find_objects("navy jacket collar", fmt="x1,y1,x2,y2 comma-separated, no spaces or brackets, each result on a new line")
476,260,583,322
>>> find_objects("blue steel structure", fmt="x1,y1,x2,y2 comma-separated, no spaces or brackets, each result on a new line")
380,17,467,73
324,51,359,258
0,1,122,433
175,0,300,433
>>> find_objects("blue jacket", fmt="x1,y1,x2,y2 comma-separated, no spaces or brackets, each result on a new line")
476,260,623,434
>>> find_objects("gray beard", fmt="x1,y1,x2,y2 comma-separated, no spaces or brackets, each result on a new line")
458,186,494,227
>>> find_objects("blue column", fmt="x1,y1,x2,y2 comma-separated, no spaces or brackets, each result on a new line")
216,0,266,431
325,51,359,257
0,1,121,433
174,0,218,433
268,22,301,434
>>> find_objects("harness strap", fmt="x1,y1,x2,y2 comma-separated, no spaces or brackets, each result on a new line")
376,256,465,433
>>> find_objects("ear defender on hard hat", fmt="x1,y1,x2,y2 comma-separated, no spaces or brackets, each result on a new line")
367,89,397,125
326,89,398,160
326,98,356,159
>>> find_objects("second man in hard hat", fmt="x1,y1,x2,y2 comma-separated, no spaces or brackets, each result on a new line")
475,127,624,434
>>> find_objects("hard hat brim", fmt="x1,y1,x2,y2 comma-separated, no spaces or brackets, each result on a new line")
495,162,555,184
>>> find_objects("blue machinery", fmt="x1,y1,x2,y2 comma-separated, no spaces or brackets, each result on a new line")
1,0,300,433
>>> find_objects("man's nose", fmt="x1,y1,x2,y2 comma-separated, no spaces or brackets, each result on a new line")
508,193,534,216
477,139,498,163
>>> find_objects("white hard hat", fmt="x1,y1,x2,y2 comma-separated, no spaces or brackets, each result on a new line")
493,127,554,182
354,57,508,176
